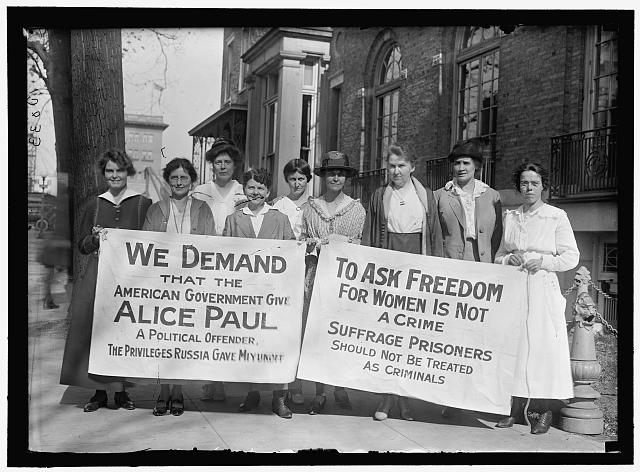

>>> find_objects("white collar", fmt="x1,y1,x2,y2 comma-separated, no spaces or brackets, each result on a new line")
242,203,271,217
444,179,489,198
389,180,416,196
98,188,141,205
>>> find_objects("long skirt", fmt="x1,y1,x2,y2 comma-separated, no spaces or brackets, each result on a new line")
59,255,129,389
511,270,574,399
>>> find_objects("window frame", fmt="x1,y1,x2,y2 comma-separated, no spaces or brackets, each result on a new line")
223,34,235,104
372,42,403,170
583,25,618,130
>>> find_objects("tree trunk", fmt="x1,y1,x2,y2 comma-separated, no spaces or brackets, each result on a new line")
70,29,125,280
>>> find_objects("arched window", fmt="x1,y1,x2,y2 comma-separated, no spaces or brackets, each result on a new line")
374,43,403,168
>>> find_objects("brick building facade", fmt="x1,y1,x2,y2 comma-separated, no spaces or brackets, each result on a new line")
189,23,624,324
324,25,620,323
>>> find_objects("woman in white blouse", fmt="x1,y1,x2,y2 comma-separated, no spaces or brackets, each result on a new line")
271,159,312,405
362,144,443,421
192,138,245,236
271,159,312,240
494,162,579,435
192,139,244,402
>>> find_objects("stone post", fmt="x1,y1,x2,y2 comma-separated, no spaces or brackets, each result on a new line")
558,266,604,434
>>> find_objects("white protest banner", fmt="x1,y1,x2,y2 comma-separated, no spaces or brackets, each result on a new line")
88,228,305,383
297,242,527,414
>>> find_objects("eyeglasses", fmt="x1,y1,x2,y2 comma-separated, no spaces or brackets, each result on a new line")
169,176,191,183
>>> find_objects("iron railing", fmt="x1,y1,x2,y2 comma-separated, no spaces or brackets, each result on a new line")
423,155,496,190
549,126,617,199
601,294,618,328
351,168,387,207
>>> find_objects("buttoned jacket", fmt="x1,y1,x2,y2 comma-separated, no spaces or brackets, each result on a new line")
434,182,502,263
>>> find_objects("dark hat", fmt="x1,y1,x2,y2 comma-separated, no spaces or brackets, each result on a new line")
313,151,358,177
447,139,484,164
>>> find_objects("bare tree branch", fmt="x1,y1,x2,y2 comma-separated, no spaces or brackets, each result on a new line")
27,48,49,88
26,39,50,71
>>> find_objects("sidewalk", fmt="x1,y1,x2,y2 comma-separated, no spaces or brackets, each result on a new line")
27,231,605,453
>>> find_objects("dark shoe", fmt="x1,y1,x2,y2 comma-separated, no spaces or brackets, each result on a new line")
288,388,305,405
170,396,184,416
308,394,326,415
495,396,526,427
374,394,395,421
495,416,516,428
334,388,352,409
83,390,107,412
43,297,59,310
272,391,293,419
531,410,553,434
239,391,260,412
153,397,168,416
398,396,414,421
114,391,136,410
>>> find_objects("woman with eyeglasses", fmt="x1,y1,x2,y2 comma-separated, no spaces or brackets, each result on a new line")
494,162,579,435
140,158,215,416
192,139,245,401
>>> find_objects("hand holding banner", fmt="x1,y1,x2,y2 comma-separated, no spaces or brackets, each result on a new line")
88,229,305,383
297,242,527,414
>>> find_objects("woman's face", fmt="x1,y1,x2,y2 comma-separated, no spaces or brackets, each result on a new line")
324,170,347,193
104,160,128,192
168,166,192,200
519,170,544,206
453,157,477,186
286,171,308,200
212,152,235,184
244,178,270,210
387,153,414,189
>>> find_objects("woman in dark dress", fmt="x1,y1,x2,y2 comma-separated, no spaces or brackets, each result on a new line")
59,149,151,412
362,144,443,421
141,158,215,416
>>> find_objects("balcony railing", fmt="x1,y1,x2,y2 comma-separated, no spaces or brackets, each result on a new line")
550,126,617,199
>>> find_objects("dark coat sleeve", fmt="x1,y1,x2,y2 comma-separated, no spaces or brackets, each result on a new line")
491,190,503,262
138,197,152,229
281,213,296,240
426,188,444,257
142,202,162,232
361,187,383,248
78,198,99,254
196,201,216,236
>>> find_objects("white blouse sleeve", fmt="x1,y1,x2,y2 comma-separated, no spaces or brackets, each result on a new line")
493,212,511,265
540,211,580,272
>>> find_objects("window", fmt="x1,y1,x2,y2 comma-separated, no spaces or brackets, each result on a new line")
300,94,312,161
592,26,618,128
329,86,342,150
262,71,279,176
602,243,618,273
239,29,249,92
373,43,403,168
457,50,499,140
456,27,501,142
224,35,234,103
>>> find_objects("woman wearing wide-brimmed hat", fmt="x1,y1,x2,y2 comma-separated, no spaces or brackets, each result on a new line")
434,137,502,418
300,151,366,415
362,143,444,421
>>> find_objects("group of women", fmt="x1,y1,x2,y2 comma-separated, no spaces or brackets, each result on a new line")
60,137,579,435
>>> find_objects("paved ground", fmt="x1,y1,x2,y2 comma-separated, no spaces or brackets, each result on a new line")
27,230,605,453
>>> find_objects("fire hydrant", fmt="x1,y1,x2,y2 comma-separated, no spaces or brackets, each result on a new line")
558,266,604,434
